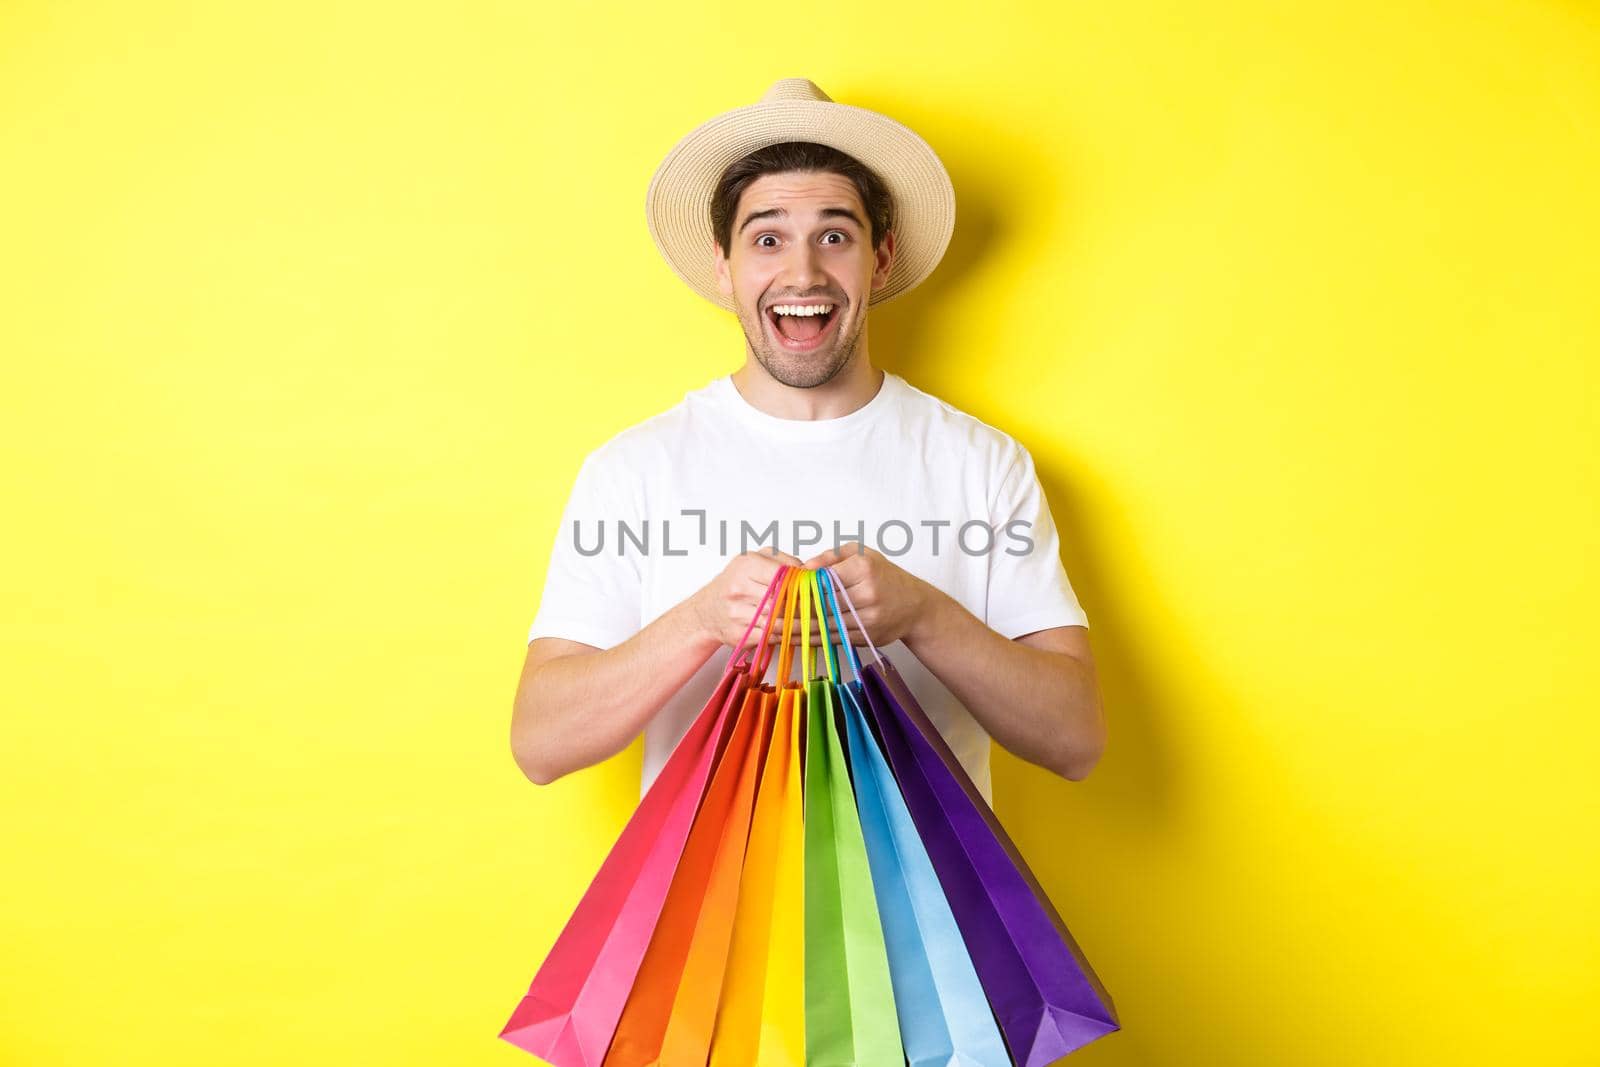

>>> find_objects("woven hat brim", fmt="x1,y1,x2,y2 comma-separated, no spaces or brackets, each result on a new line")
645,99,955,312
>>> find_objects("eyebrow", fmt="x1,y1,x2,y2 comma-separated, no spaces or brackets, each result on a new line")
736,205,866,236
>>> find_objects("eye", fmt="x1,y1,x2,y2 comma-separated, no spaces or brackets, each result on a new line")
822,230,849,245
755,234,779,249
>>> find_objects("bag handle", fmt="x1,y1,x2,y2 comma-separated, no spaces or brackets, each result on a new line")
729,565,791,673
799,568,817,683
809,569,842,684
772,568,841,685
749,565,800,681
816,567,861,682
821,564,883,668
772,564,806,686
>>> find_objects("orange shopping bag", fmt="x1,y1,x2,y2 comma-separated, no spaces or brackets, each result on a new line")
601,568,799,1066
707,571,810,1066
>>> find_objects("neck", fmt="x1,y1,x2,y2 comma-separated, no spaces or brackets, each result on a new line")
731,351,884,422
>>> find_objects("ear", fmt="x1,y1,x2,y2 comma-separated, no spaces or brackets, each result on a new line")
713,240,733,298
870,230,896,293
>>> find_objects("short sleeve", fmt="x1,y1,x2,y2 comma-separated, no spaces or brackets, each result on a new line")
984,443,1090,639
526,450,643,649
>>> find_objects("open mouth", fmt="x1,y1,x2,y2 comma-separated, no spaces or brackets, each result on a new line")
765,303,842,352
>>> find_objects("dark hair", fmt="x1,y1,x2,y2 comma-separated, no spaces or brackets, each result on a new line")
709,141,895,257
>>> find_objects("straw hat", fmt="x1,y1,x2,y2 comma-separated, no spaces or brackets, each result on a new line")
644,77,955,312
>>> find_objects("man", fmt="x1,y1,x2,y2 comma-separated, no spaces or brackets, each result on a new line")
511,78,1105,804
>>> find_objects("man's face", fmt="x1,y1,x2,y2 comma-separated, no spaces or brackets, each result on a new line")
713,171,895,389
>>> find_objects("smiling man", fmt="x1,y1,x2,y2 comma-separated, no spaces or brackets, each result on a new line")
511,78,1105,804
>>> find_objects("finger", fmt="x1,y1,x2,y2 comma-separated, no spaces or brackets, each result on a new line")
738,569,789,608
751,546,805,566
746,553,805,589
823,562,869,606
803,545,841,569
830,546,871,579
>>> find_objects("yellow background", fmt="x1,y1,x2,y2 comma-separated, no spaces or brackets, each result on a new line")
3,2,1596,1064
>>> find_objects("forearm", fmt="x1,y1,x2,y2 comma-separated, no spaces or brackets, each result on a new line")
902,588,1105,780
512,597,723,784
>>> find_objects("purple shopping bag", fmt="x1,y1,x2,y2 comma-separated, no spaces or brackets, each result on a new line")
826,569,1120,1065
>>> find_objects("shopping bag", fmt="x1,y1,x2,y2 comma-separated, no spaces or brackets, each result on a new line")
815,568,1012,1067
801,570,905,1066
499,566,792,1066
827,568,1120,1065
603,568,798,1066
708,572,808,1066
604,674,769,1064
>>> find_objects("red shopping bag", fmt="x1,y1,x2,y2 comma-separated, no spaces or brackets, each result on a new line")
499,567,793,1066
603,678,772,1065
607,567,803,1065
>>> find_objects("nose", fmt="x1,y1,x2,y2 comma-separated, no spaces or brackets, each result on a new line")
779,239,827,292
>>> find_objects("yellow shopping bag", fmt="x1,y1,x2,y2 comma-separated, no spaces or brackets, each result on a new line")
708,571,808,1066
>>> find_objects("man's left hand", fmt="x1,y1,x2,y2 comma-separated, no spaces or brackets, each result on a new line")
801,543,938,647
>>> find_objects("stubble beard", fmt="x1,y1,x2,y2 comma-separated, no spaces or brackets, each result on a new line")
738,300,863,390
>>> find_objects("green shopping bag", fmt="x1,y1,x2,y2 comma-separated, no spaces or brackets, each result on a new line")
800,569,904,1066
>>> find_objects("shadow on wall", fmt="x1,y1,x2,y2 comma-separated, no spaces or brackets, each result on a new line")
850,89,1079,370
852,90,1189,837
994,459,1180,1064
859,93,1190,829
849,92,1198,1060
1005,460,1187,823
854,95,1013,358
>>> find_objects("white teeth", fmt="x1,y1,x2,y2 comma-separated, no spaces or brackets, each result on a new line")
771,304,835,317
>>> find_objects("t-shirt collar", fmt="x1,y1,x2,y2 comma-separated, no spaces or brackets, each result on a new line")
711,369,901,441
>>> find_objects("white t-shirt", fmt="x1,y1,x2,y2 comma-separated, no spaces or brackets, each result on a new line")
527,369,1089,804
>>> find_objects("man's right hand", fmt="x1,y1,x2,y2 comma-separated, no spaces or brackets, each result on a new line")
517,548,806,786
691,548,804,654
